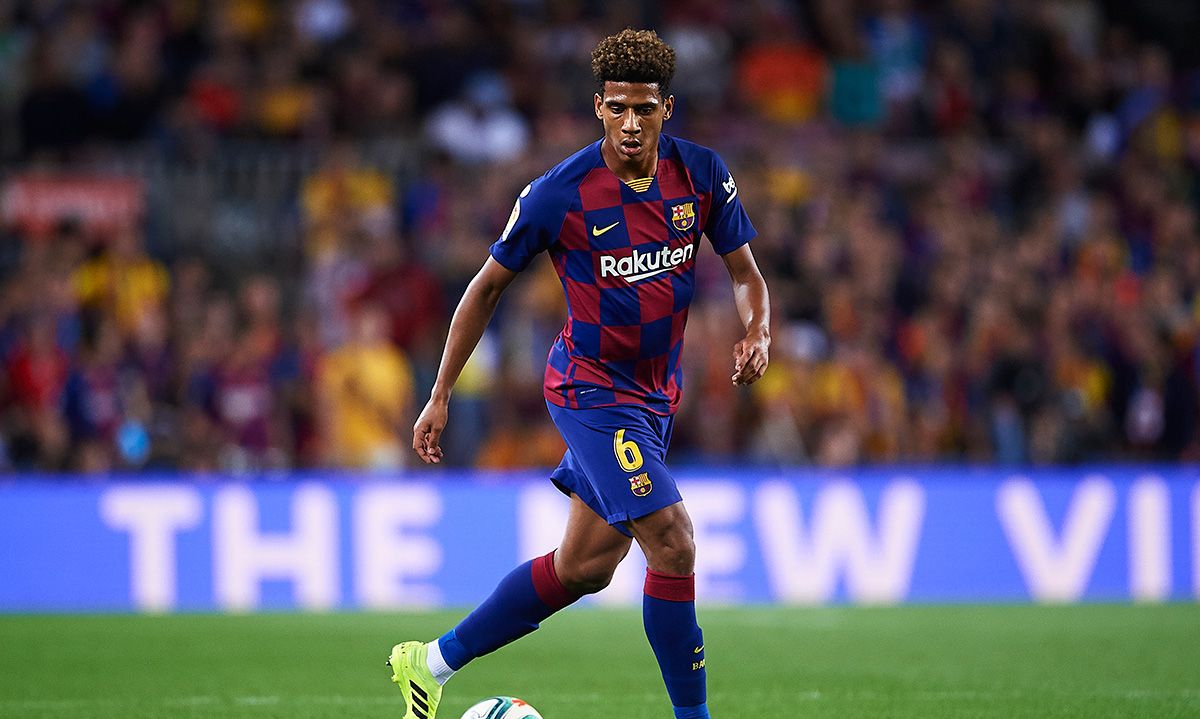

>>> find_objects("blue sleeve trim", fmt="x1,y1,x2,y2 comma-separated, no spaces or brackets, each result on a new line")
713,229,756,256
488,245,526,271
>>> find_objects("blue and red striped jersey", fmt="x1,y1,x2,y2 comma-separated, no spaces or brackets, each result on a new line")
489,134,756,415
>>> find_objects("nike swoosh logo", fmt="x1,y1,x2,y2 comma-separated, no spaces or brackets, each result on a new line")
693,645,704,654
592,221,620,236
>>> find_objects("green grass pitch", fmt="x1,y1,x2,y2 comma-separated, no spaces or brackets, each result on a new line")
1,605,1197,718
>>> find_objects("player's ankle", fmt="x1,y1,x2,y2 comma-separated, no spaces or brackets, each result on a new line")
425,639,457,685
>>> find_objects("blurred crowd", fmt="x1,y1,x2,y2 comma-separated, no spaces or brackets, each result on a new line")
1,0,1199,473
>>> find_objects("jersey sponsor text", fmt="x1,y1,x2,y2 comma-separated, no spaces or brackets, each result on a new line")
599,243,695,283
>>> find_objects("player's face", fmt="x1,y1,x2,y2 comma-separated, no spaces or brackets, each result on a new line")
595,81,673,174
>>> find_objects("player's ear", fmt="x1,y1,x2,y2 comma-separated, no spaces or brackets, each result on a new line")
663,94,674,121
594,92,604,120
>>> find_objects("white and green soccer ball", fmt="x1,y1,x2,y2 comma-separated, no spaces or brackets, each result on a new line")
459,696,543,719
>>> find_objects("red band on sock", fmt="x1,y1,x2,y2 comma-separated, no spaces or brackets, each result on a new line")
531,551,577,610
644,569,695,602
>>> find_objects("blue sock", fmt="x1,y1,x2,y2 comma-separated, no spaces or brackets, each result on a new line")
438,551,578,670
672,705,710,719
644,569,709,718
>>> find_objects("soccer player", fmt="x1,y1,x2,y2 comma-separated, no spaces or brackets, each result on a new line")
390,29,770,719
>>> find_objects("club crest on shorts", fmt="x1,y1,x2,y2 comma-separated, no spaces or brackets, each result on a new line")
670,202,696,232
629,472,652,497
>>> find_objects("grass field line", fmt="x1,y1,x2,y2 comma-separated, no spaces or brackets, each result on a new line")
717,687,1200,701
3,687,1197,711
0,696,400,710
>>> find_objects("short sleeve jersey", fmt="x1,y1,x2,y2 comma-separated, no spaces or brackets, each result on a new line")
489,135,756,415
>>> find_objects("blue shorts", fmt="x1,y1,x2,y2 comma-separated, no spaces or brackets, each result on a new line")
547,402,682,537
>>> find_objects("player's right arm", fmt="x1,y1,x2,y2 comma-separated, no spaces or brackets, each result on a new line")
412,257,518,464
413,175,565,465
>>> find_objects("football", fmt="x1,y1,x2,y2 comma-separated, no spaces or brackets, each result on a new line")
459,696,544,719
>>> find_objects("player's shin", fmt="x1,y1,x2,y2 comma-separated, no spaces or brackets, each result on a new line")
643,569,710,719
430,550,580,682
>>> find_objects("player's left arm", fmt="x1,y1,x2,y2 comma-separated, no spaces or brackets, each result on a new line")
702,148,768,384
721,244,770,385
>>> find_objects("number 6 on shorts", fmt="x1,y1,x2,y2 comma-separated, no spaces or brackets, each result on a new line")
613,429,644,472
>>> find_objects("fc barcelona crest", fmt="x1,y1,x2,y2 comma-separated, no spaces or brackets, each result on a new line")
671,202,696,232
629,472,653,497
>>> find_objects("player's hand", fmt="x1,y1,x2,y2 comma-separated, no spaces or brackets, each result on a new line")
732,329,770,386
412,398,449,464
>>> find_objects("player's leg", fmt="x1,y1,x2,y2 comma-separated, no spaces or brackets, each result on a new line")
541,403,708,717
628,503,709,719
389,489,631,719
555,493,634,595
433,492,631,677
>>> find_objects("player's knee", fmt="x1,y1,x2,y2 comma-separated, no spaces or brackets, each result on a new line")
559,554,622,595
633,506,696,575
649,528,695,575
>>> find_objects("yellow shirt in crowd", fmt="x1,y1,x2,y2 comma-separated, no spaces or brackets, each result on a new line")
318,343,413,470
73,257,170,336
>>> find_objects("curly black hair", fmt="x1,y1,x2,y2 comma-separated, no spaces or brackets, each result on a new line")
591,29,677,96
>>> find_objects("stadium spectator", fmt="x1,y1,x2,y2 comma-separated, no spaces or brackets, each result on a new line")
424,71,531,165
0,0,1197,472
316,302,413,469
3,312,70,469
351,231,445,359
73,226,170,341
735,7,826,123
62,315,126,470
